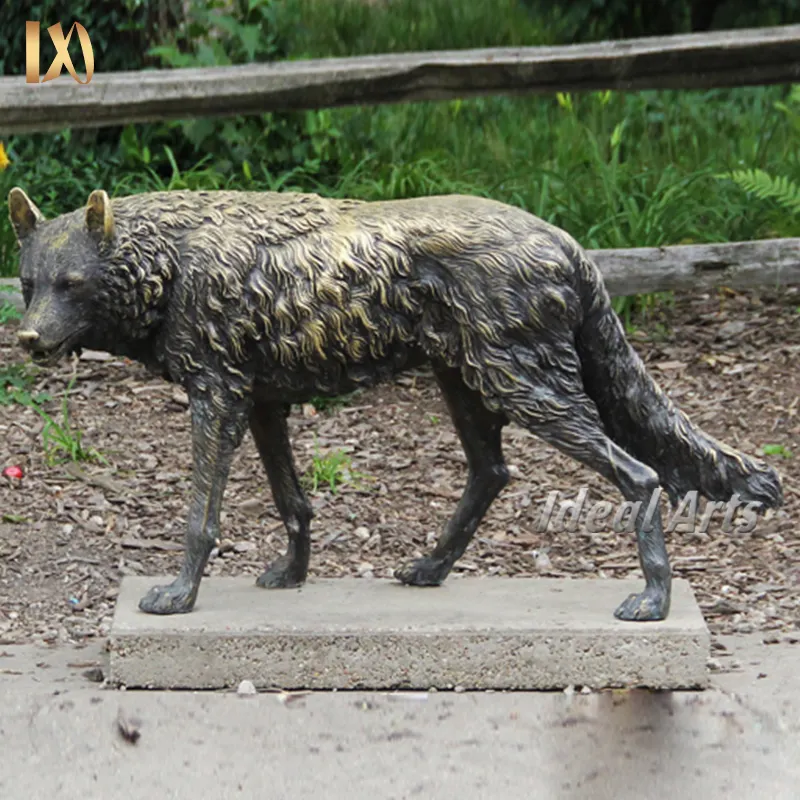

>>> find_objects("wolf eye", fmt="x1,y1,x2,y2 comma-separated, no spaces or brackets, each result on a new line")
56,275,83,291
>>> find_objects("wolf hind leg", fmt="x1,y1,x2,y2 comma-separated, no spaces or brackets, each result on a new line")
395,366,509,587
501,384,672,621
249,402,313,589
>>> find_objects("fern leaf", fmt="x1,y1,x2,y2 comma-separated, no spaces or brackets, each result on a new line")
723,169,800,215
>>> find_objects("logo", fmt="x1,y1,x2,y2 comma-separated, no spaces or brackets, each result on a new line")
25,21,94,85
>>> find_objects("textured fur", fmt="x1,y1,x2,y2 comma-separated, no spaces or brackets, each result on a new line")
9,187,783,620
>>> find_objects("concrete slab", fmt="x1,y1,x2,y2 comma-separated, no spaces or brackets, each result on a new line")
109,576,709,690
2,634,799,800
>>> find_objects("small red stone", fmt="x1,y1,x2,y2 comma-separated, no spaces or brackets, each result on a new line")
2,465,23,480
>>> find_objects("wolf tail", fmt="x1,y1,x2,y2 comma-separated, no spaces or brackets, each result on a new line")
573,250,783,511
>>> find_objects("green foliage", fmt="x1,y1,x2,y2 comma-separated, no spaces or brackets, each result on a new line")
723,170,800,215
762,444,794,459
0,167,18,277
705,0,800,31
303,447,364,494
774,85,800,136
136,0,341,185
0,284,22,323
524,0,681,40
308,391,361,413
32,377,105,466
147,0,284,66
1,514,29,524
0,300,22,324
282,0,554,56
523,0,800,41
0,0,178,76
0,363,51,406
716,87,800,237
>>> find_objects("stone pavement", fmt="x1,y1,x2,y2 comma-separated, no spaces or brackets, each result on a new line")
0,632,797,800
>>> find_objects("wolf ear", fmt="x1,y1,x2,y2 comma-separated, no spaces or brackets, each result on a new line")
85,189,115,242
8,187,44,243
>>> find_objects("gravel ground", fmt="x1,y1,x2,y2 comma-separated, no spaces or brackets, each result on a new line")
1,286,798,645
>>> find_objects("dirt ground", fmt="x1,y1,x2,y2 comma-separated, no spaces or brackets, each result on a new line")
1,286,798,646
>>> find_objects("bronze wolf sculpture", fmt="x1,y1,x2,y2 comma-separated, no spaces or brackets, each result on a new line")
9,187,783,620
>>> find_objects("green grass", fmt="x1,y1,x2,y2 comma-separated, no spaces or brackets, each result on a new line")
32,377,105,466
0,284,21,323
0,363,102,467
1,0,798,339
0,299,21,324
280,0,558,56
1,514,28,524
302,444,368,494
303,449,351,494
762,444,794,459
0,363,50,406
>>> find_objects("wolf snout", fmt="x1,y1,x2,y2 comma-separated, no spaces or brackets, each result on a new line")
16,329,40,347
16,328,55,357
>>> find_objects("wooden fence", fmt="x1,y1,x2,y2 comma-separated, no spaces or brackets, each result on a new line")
0,24,798,296
1,25,799,134
3,237,798,311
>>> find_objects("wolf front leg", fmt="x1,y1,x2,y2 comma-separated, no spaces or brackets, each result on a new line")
139,385,250,615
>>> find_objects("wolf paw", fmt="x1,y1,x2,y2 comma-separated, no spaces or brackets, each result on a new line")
394,556,448,587
613,588,670,622
255,555,306,589
138,579,198,615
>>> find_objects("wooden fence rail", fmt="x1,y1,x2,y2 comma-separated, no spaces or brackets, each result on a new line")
2,238,798,311
1,25,799,134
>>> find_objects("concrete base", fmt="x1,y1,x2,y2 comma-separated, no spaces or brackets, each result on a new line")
108,576,710,690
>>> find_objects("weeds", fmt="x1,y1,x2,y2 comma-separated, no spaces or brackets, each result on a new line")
1,366,101,464
32,377,105,466
0,285,21,323
762,444,794,459
0,363,50,406
0,300,21,324
308,391,361,413
613,291,675,333
716,86,800,238
302,444,367,493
